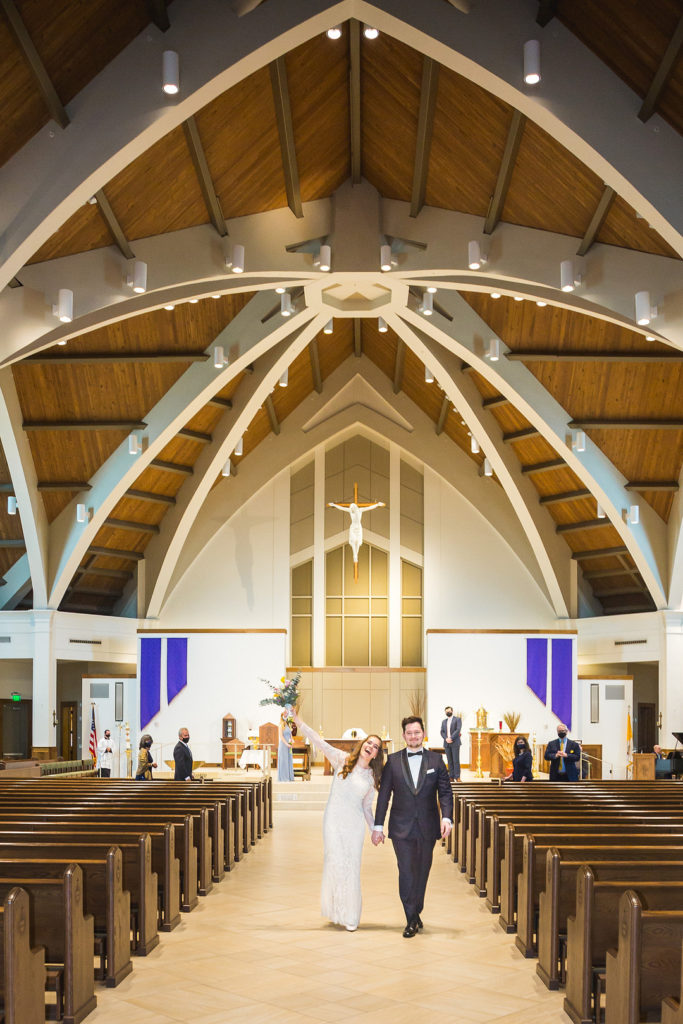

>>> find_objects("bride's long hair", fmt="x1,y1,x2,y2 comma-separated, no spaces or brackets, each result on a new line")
341,735,385,790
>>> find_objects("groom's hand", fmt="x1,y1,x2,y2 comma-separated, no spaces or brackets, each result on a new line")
440,818,452,839
371,830,384,846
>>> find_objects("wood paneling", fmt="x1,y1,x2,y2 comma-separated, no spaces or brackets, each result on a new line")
597,194,680,259
501,118,605,237
27,200,115,265
361,319,398,380
195,66,287,220
105,125,208,241
557,0,683,137
361,33,422,201
286,34,350,203
425,66,511,217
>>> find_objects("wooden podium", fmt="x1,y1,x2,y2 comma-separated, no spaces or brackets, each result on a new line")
469,731,529,779
633,752,655,780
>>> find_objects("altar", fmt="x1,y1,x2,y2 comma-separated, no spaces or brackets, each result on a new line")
469,730,530,779
238,749,269,771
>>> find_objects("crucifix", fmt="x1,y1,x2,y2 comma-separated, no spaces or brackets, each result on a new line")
327,482,386,582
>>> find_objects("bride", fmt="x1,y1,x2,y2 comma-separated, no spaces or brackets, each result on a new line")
290,710,385,931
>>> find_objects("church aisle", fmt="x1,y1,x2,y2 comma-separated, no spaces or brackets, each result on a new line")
87,809,569,1024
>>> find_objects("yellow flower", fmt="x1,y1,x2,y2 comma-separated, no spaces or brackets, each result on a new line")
280,677,285,683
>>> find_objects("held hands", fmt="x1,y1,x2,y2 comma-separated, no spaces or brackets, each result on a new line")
371,831,385,846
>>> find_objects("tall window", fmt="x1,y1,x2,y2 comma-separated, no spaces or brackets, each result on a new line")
291,560,312,666
325,544,388,666
401,560,423,666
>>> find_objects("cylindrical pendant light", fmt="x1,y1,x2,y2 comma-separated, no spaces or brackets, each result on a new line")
54,288,73,323
280,293,293,317
470,436,480,455
162,50,180,94
319,244,331,272
234,437,243,458
221,459,231,477
468,240,482,270
484,457,493,477
279,368,289,387
523,40,541,84
560,259,575,292
635,290,651,326
377,316,388,333
380,244,392,272
424,366,434,383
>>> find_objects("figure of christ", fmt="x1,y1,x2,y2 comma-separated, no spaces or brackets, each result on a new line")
327,489,386,581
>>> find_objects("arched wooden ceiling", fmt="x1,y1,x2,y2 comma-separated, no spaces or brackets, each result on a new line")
0,0,681,619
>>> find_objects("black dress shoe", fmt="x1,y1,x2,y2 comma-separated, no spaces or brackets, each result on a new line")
403,919,419,938
416,915,423,930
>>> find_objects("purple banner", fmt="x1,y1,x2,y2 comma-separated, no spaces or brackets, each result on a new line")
167,637,188,704
526,637,548,705
551,637,573,730
140,637,162,730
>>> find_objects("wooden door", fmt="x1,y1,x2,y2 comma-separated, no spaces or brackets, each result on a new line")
637,702,656,754
60,701,78,759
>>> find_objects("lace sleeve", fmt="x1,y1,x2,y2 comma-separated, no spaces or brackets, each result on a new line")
362,784,375,831
296,720,347,770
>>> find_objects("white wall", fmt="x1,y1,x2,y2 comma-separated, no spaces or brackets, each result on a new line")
158,472,290,629
426,631,577,758
81,675,137,776
575,675,633,779
136,631,286,768
423,470,557,630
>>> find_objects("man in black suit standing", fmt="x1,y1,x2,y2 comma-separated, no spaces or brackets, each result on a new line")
544,723,581,781
173,727,194,781
440,706,461,782
372,716,453,937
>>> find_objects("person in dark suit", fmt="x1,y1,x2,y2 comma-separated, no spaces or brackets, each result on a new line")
173,727,194,781
371,715,453,937
504,736,533,782
544,724,581,781
440,706,461,782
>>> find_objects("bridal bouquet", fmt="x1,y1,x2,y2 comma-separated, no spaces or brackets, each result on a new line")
259,673,301,716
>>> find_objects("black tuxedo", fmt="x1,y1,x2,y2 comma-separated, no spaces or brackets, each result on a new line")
173,741,193,781
543,737,581,781
440,715,462,780
374,748,453,923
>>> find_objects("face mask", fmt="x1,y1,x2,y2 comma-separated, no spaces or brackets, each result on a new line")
446,711,452,717
104,734,110,740
515,743,524,750
558,731,567,739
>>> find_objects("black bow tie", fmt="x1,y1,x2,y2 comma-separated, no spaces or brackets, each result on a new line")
407,750,423,758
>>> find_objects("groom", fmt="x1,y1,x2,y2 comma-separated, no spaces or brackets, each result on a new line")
372,715,453,937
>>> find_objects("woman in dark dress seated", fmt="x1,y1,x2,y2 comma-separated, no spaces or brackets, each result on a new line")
505,736,533,782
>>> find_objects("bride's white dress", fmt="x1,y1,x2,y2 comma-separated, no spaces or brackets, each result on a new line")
298,722,375,929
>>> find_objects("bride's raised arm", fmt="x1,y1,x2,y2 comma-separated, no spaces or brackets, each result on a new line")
290,711,347,771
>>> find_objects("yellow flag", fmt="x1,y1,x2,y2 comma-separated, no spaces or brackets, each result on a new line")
626,710,633,744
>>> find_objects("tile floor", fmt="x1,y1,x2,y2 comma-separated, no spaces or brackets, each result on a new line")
86,806,570,1024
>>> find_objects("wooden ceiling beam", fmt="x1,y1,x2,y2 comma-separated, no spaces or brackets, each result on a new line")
521,458,565,475
177,427,212,444
349,19,362,185
484,109,526,235
37,481,92,492
599,601,655,613
482,394,508,408
569,418,683,430
593,587,650,599
150,459,193,475
582,567,643,581
67,585,122,598
93,189,135,260
23,420,146,431
146,0,170,33
183,115,227,237
393,339,406,394
74,566,132,580
0,539,26,548
27,350,208,365
269,57,303,218
104,518,160,534
60,601,116,613
572,545,628,560
0,0,69,128
309,339,322,393
638,14,683,123
507,350,683,363
577,185,616,257
264,395,280,435
88,546,145,561
125,489,176,505
625,481,679,492
410,57,439,218
354,319,362,358
503,426,539,442
556,518,609,534
435,395,450,435
208,396,233,409
540,488,591,506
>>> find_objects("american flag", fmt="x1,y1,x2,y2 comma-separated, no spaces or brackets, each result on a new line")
88,705,97,762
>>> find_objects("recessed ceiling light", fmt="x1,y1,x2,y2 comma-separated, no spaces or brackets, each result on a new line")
514,295,524,302
189,298,199,304
536,300,547,307
211,294,220,299
646,334,655,341
491,292,501,299
327,26,342,39
164,304,175,311
363,25,379,39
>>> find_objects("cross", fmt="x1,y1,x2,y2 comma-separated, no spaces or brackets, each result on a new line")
327,482,386,582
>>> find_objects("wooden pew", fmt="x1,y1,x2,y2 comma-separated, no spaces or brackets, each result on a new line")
0,849,131,989
536,848,683,989
564,873,683,1024
0,865,96,1024
604,889,683,1024
0,836,158,957
0,886,45,1024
